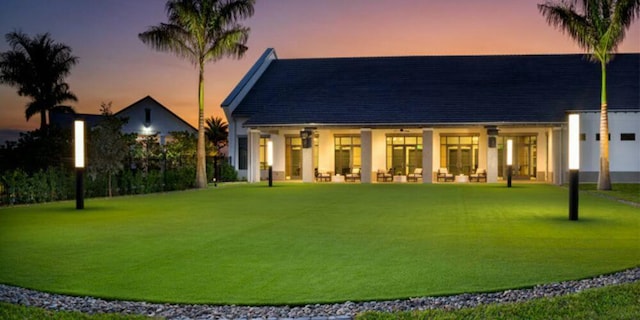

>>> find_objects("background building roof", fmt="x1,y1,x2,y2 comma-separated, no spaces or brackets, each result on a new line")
230,51,639,127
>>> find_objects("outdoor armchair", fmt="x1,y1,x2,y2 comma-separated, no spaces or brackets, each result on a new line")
345,168,361,182
437,168,454,182
407,168,423,182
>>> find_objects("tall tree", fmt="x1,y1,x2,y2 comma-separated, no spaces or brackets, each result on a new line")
139,0,255,188
0,31,78,129
88,102,129,197
205,116,228,154
538,0,640,190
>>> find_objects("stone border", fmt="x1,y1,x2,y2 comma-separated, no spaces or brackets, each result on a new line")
1,267,639,319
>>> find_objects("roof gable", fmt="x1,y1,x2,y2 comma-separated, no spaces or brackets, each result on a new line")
231,53,639,126
116,96,197,134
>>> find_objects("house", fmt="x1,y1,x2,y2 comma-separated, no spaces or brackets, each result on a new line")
115,96,197,144
51,96,197,144
222,49,640,184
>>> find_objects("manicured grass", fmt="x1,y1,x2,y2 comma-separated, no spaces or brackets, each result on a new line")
357,281,640,320
0,183,638,305
580,183,640,203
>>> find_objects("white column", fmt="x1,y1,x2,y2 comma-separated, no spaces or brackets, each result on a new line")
552,127,564,185
302,147,313,183
360,128,372,183
486,128,499,183
422,128,433,183
248,129,261,183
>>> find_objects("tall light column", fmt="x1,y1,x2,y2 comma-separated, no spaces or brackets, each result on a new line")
74,120,85,210
267,140,273,187
506,139,513,188
568,114,580,220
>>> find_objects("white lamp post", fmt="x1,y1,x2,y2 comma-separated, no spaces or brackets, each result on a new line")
74,120,85,209
568,114,580,220
506,139,513,188
267,140,273,187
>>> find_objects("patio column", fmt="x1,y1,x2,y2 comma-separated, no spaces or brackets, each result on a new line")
486,126,499,183
247,129,261,183
422,128,433,183
552,127,564,185
361,128,372,183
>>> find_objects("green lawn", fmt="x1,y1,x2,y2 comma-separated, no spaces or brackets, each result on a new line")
0,183,638,305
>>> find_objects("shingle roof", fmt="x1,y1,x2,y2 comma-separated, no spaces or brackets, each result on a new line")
231,52,639,127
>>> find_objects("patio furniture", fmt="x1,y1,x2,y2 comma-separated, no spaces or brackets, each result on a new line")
316,169,331,182
345,168,361,182
407,168,423,182
376,169,393,182
455,174,469,183
437,168,454,182
469,168,487,182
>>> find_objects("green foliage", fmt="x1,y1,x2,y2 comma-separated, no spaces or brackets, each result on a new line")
357,281,640,320
0,184,637,304
0,167,73,205
88,102,130,197
0,126,73,173
217,160,237,182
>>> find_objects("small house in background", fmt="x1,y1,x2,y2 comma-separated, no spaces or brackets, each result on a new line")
51,95,197,145
222,48,639,184
115,96,197,144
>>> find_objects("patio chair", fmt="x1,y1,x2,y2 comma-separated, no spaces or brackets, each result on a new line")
377,169,393,182
469,168,487,182
316,169,331,182
437,168,454,182
407,168,423,182
345,168,361,182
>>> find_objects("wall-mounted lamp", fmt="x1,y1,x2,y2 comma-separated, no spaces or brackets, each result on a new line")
506,139,513,188
74,120,85,209
267,140,273,187
568,114,580,220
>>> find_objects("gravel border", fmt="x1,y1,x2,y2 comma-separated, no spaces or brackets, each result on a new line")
1,267,639,319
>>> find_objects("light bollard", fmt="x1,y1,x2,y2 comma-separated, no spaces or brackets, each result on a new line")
267,140,273,187
568,114,580,220
74,120,85,210
506,139,513,188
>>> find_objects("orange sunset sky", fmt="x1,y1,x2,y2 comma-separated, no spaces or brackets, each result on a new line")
1,0,639,141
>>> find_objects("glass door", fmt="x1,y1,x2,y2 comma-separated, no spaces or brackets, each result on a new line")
498,136,537,179
285,137,302,180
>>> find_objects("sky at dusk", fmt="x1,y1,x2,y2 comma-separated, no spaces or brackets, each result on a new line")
1,0,639,142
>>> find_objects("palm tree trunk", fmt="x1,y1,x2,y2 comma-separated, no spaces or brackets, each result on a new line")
108,174,113,197
40,110,47,129
195,62,207,188
597,60,612,191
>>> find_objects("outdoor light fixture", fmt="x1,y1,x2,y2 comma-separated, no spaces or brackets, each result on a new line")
506,139,513,188
74,120,85,209
267,140,273,187
568,114,580,220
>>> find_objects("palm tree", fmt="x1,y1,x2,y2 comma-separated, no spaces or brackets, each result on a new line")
0,31,78,129
139,0,254,188
538,0,640,191
205,116,228,153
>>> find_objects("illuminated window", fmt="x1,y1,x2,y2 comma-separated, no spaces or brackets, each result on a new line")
335,135,361,175
440,135,477,176
387,135,422,176
259,137,268,170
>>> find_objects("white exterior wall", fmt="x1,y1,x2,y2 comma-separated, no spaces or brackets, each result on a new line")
118,99,196,143
579,111,640,182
